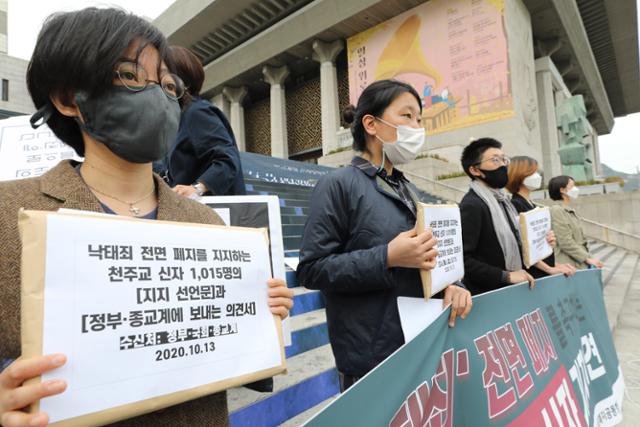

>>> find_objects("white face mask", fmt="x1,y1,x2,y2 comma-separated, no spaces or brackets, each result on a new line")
375,117,425,165
566,186,580,199
523,172,542,190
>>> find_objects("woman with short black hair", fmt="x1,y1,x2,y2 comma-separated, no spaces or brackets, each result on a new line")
297,79,472,392
156,46,245,197
548,175,604,269
0,8,292,427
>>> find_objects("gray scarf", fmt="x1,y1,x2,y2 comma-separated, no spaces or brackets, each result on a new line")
470,180,523,271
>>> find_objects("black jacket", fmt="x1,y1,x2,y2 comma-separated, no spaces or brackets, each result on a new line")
460,188,523,295
510,192,555,278
297,157,423,377
161,98,246,195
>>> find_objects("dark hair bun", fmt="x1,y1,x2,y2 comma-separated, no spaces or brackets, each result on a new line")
342,104,356,125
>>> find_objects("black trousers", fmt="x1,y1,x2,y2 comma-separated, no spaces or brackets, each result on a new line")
339,372,361,393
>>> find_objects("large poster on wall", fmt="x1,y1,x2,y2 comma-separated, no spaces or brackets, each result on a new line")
347,0,514,135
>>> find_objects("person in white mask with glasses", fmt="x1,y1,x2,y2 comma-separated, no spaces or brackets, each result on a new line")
297,80,472,392
548,175,604,269
507,157,576,278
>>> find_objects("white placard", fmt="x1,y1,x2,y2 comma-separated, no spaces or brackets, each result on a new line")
0,115,81,181
34,213,283,423
201,195,291,346
212,208,231,226
397,297,445,343
417,204,465,297
519,207,553,268
284,257,299,271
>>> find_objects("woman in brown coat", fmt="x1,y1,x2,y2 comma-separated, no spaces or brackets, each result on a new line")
548,175,604,269
0,8,292,427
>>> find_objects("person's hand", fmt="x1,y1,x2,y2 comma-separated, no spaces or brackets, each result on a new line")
550,263,576,277
586,258,604,269
172,185,197,197
267,278,294,319
0,354,67,427
509,270,535,289
546,230,557,248
443,285,472,327
387,227,438,270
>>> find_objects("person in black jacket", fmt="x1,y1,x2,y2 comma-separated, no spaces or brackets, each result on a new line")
157,46,245,197
506,156,575,279
297,80,472,392
459,138,539,295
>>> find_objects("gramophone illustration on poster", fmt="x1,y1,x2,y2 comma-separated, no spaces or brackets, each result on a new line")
347,0,514,135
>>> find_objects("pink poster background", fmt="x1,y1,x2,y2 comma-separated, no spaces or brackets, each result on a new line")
347,0,514,135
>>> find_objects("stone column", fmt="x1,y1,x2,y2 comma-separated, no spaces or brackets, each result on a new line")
262,65,289,159
211,92,231,119
222,86,248,152
534,57,562,183
591,132,602,177
312,39,344,156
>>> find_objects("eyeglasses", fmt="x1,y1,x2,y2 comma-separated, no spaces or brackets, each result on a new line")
475,155,510,167
114,61,185,100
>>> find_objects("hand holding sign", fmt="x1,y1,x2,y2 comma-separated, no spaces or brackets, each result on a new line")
267,278,294,319
442,286,472,327
0,354,67,427
387,227,438,270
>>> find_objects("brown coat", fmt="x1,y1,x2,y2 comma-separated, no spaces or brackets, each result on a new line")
0,161,229,426
550,204,591,269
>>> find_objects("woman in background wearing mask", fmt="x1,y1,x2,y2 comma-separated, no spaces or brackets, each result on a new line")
507,157,576,278
156,46,245,197
548,176,604,269
297,79,472,392
0,8,292,427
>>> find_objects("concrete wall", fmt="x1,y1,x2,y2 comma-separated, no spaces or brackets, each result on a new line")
318,149,462,178
546,192,640,237
0,54,33,114
0,0,7,54
423,0,542,165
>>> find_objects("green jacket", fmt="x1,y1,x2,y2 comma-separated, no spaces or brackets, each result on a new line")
550,204,590,268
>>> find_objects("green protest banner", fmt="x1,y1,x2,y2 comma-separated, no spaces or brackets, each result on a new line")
305,269,624,426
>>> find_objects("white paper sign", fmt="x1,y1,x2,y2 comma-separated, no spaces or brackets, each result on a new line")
212,208,231,226
418,204,465,296
201,195,291,346
397,297,445,342
519,207,553,268
0,116,81,181
39,213,283,423
284,257,299,271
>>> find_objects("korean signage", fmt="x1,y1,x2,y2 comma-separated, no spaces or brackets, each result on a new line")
20,210,285,426
306,270,624,427
519,207,554,268
347,0,514,135
416,203,465,297
0,115,81,181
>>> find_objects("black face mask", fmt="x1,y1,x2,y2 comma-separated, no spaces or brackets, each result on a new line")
478,165,508,189
74,85,180,163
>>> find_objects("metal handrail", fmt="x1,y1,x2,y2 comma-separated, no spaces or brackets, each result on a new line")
402,170,468,195
580,217,640,240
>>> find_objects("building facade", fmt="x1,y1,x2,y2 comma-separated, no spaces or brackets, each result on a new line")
0,0,34,118
155,0,639,181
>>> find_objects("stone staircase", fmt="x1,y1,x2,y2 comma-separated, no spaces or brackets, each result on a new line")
586,239,639,334
228,178,336,426
587,238,640,425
